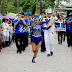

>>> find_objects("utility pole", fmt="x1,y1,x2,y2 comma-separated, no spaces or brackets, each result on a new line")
40,0,42,13
17,0,19,13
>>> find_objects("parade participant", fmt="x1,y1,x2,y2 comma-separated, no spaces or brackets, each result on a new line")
62,15,66,42
44,6,55,56
56,15,64,44
28,17,53,63
39,11,46,52
63,16,70,47
23,13,30,51
3,19,10,47
14,12,27,53
0,18,3,52
68,12,72,47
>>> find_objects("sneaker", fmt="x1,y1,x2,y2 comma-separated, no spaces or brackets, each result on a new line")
32,59,36,63
47,54,51,57
32,56,36,63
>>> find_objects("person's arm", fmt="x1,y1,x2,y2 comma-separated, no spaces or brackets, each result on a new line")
21,19,28,26
41,25,52,30
14,19,20,27
9,31,12,36
28,26,33,44
68,20,72,24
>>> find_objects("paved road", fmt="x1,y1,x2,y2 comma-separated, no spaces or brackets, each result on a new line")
0,33,72,72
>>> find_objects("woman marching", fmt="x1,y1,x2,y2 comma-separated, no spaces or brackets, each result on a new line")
28,17,53,63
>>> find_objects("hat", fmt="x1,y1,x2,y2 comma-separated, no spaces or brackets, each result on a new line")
24,13,32,16
47,6,52,13
34,14,39,18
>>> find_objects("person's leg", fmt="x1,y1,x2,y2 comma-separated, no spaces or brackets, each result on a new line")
61,32,63,44
32,42,36,63
35,41,42,57
41,33,46,52
0,40,1,52
44,32,50,56
24,33,27,49
70,33,72,46
15,34,20,53
50,33,54,56
58,32,60,44
6,35,9,46
68,32,71,47
64,32,65,41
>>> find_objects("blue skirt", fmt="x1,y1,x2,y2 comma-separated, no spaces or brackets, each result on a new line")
31,36,43,44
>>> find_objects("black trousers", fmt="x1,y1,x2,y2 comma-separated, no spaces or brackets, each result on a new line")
69,32,72,46
41,33,46,52
66,29,70,44
25,32,28,48
63,31,65,41
58,31,63,44
15,33,26,51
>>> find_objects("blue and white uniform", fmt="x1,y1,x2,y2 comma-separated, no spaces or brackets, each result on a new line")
43,16,55,54
29,24,51,44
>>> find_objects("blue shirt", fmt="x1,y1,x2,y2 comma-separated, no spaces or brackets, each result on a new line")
40,18,51,33
68,18,72,32
39,18,44,33
14,19,27,34
65,18,70,30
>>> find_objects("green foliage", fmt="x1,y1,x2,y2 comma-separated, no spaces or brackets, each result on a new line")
0,0,69,14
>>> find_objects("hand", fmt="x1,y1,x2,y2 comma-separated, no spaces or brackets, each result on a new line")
28,24,30,26
21,18,23,21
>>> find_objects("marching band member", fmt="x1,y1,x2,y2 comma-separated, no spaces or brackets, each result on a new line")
62,15,66,42
39,11,46,52
56,15,64,44
63,15,70,47
14,13,27,53
43,6,56,56
28,17,53,63
68,12,72,47
24,13,30,50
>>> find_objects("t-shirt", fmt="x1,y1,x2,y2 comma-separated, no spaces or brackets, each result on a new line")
68,18,72,32
14,19,27,34
24,19,30,24
65,18,70,30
